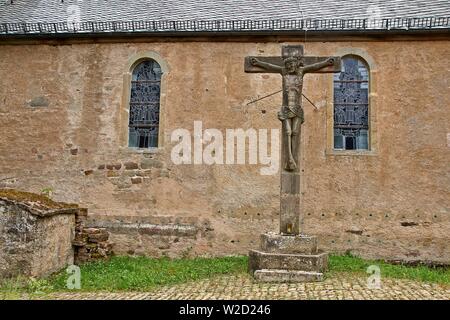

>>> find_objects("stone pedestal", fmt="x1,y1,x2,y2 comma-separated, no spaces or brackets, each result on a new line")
248,232,328,283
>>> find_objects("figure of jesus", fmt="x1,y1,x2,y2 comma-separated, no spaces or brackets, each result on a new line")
250,55,335,171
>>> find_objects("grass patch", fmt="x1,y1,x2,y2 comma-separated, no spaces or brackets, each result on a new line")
328,254,450,285
1,254,448,294
50,255,247,292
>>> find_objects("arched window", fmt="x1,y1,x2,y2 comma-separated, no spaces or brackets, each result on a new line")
333,56,369,150
128,59,162,148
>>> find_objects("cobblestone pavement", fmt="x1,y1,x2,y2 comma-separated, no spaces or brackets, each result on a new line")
6,273,449,300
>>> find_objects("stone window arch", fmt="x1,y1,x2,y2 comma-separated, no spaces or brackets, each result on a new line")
128,59,162,148
121,51,169,150
333,55,370,150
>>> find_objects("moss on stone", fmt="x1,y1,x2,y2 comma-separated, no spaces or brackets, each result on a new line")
0,189,78,210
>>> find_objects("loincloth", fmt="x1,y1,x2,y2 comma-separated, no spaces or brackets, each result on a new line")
278,105,304,123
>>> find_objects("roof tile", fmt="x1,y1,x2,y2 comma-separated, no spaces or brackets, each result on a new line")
0,0,449,23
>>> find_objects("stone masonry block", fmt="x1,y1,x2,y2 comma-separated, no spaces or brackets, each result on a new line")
253,269,324,283
260,232,318,254
248,250,328,274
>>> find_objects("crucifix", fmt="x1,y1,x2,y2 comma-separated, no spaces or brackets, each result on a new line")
245,45,341,235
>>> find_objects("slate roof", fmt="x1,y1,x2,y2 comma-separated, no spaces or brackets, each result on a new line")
0,0,449,35
1,0,450,23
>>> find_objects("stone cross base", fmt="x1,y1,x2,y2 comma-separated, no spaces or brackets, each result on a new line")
248,232,328,283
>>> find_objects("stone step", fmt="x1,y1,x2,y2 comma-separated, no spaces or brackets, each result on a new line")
260,232,318,254
253,269,324,283
249,250,328,273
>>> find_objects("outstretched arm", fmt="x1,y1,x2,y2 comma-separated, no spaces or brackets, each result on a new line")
250,57,283,73
302,58,335,73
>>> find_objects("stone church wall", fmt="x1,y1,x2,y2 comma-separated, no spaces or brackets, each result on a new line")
0,38,448,264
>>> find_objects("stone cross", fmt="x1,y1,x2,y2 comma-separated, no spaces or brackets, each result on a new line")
245,45,341,235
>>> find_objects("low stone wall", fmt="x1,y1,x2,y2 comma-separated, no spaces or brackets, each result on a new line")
86,214,214,258
85,213,450,266
0,189,112,279
0,191,78,278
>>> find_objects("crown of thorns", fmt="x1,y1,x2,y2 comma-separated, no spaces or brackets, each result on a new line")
284,56,302,63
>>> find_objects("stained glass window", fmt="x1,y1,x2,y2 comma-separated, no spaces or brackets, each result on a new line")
333,56,369,150
128,60,162,148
